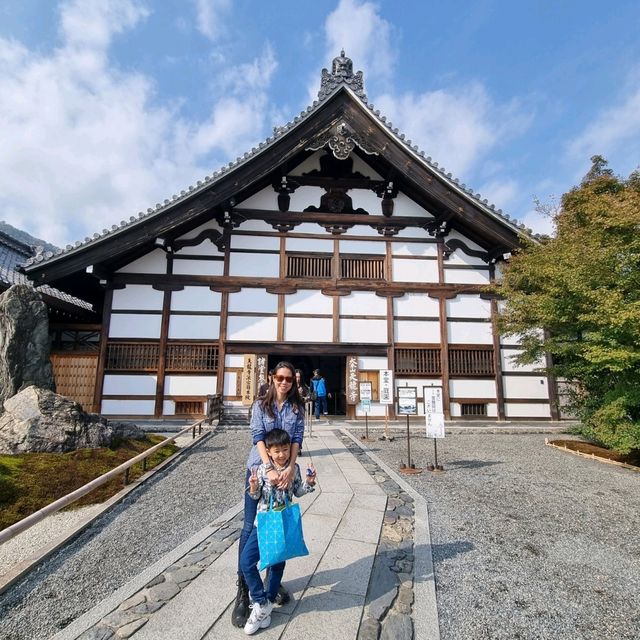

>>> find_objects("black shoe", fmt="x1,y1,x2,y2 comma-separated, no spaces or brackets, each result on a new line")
274,585,291,606
231,575,250,628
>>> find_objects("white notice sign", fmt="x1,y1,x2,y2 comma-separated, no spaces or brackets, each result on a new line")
426,412,445,438
423,386,444,415
379,369,394,404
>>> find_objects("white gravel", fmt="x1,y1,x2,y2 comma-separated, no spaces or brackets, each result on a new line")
348,430,640,640
0,428,250,640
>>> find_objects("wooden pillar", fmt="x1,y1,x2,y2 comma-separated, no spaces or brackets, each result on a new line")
486,272,506,420
154,288,172,418
216,290,229,396
92,286,113,413
437,242,451,419
386,294,397,420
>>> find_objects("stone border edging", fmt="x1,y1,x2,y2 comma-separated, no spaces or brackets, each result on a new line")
339,429,440,640
0,428,215,597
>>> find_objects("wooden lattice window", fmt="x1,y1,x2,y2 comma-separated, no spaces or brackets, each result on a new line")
286,253,332,278
449,347,495,376
51,328,101,353
174,400,205,415
340,255,385,280
165,343,218,372
106,342,159,371
460,402,488,417
395,348,442,375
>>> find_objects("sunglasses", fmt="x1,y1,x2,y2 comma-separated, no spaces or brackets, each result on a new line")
274,375,293,383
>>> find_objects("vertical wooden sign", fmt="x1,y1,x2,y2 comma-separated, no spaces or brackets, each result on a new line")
242,354,257,405
346,354,359,405
255,354,268,390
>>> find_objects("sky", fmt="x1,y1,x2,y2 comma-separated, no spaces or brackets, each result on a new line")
1,0,639,248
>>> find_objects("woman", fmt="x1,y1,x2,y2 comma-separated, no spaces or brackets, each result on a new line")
295,368,310,401
231,361,305,628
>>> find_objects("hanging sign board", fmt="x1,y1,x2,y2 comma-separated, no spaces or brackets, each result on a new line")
397,387,418,415
256,354,268,389
361,399,371,413
346,355,359,405
423,386,444,415
242,354,257,405
379,369,394,404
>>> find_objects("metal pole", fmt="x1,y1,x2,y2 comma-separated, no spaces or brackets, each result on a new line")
406,414,411,467
365,411,369,439
434,438,439,468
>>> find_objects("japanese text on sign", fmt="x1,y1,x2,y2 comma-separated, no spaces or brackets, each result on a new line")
346,355,359,405
379,369,393,404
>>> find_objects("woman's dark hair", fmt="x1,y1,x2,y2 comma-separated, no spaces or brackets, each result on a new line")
265,428,291,449
260,360,303,417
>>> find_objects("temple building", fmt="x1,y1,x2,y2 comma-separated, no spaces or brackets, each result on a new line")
22,53,558,421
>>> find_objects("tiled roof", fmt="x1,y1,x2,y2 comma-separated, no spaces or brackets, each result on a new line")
0,229,93,311
24,54,538,270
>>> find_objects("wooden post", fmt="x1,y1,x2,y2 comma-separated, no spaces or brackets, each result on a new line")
437,242,451,420
92,287,113,413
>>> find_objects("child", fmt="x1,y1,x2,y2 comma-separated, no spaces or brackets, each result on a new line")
239,428,316,635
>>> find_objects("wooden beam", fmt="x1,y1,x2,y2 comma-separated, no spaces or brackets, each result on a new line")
92,287,112,413
437,242,451,420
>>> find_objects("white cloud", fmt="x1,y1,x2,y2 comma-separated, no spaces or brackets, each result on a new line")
566,76,640,175
375,83,531,178
324,0,395,88
192,0,231,42
478,179,519,211
0,1,276,246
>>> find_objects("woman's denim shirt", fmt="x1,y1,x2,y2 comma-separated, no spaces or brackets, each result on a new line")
245,399,305,469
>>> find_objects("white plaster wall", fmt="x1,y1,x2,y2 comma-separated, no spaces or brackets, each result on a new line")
392,242,437,257
168,315,220,339
358,356,388,369
444,269,491,285
116,249,166,274
501,348,545,372
394,293,439,317
450,379,497,398
392,258,439,283
225,354,245,367
503,376,549,399
224,371,238,394
101,400,155,415
231,235,280,250
176,242,220,257
227,316,277,341
349,154,383,179
103,374,157,395
284,317,332,342
109,314,162,339
447,296,492,319
451,402,499,418
341,225,381,237
284,289,333,314
340,291,387,315
291,222,322,234
228,289,278,313
290,152,322,175
504,403,551,418
447,230,485,252
289,186,323,212
165,375,217,395
394,227,434,239
112,285,164,311
448,321,493,344
235,220,274,232
395,320,441,343
163,400,176,416
339,240,386,255
172,259,224,276
176,219,222,240
446,250,489,267
394,192,435,217
229,253,280,277
340,319,387,343
286,237,334,252
350,189,385,214
171,287,221,312
236,185,279,211
500,328,543,346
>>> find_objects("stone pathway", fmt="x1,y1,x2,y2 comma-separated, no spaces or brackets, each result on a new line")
52,426,439,640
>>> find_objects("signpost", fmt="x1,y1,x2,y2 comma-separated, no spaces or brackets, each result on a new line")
359,381,373,441
424,385,445,471
379,369,394,441
398,387,421,473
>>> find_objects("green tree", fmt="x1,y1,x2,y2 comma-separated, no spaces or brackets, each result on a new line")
497,156,640,453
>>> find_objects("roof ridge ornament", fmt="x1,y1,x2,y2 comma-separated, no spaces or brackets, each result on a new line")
318,50,367,101
306,121,378,160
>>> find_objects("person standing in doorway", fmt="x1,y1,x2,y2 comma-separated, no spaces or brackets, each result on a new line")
311,369,330,419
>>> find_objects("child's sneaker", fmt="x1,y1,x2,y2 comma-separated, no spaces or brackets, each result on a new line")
244,600,273,635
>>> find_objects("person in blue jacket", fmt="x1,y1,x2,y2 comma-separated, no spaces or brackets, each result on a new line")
231,361,305,628
311,369,330,419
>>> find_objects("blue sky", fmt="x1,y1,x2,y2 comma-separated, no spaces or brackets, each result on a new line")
1,0,639,247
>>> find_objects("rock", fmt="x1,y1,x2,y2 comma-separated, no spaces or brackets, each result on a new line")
0,285,54,410
380,613,413,640
0,386,144,454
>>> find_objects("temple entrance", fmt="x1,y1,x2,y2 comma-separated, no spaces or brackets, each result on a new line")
267,354,346,415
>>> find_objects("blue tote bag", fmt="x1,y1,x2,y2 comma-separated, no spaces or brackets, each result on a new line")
257,494,309,570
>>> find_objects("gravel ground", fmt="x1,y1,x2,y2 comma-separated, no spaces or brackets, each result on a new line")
0,428,249,640
349,429,640,640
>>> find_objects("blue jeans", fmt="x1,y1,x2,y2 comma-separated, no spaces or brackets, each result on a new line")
314,395,328,418
240,526,286,604
238,469,257,574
